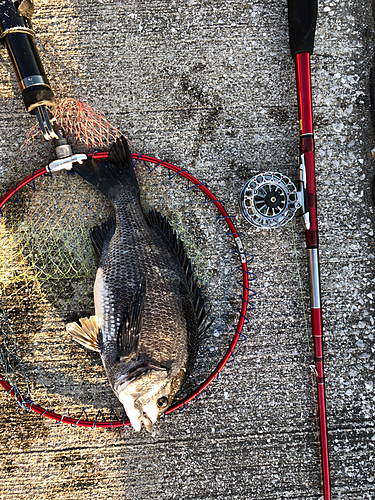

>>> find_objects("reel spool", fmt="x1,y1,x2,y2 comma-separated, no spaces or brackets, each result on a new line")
239,172,301,229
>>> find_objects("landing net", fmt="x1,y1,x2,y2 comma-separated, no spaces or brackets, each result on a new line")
0,99,254,428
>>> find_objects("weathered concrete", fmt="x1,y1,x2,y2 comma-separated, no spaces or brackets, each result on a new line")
0,0,374,499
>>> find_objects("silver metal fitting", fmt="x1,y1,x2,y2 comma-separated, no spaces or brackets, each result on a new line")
298,155,311,230
54,129,73,159
307,248,321,308
19,75,50,91
35,105,59,141
55,143,73,159
46,154,88,173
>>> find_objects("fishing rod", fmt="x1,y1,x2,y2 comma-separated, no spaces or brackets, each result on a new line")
288,1,331,498
240,0,331,497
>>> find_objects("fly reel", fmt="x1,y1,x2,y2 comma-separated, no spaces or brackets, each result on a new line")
239,171,302,229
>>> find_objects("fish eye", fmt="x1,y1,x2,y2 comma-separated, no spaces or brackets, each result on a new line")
156,396,168,409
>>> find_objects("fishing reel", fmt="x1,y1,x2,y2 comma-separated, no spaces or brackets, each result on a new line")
239,156,309,230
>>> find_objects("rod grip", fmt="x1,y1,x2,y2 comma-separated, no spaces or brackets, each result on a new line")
288,0,317,57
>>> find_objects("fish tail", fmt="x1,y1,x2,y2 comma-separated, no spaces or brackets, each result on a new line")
73,136,138,197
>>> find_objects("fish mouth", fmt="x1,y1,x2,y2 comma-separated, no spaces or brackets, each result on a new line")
114,360,169,394
119,392,164,432
140,413,154,433
119,405,156,433
118,391,160,433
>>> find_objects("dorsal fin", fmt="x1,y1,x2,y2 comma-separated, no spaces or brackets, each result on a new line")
67,316,101,352
90,217,116,259
148,211,207,334
148,211,190,274
117,274,146,360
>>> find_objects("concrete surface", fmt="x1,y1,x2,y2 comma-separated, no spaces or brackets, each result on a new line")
0,0,374,499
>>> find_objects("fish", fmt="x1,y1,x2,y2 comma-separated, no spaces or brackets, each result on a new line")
66,137,206,432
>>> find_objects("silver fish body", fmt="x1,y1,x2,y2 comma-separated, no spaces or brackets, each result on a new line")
67,137,203,431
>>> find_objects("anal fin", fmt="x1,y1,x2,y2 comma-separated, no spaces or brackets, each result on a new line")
67,316,101,352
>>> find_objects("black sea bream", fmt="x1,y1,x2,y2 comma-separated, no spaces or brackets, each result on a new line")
66,137,205,431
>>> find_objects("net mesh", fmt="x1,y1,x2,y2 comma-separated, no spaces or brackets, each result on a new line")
0,99,250,425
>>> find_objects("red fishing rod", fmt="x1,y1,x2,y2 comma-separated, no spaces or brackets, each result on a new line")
240,0,331,497
289,2,331,498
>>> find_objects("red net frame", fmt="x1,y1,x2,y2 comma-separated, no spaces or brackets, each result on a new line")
0,151,251,428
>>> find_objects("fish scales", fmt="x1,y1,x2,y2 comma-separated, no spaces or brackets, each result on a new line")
67,136,202,431
100,191,191,365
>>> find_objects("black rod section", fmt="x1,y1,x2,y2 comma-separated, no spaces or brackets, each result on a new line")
0,0,56,114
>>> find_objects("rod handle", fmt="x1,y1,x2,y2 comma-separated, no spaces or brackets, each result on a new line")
288,0,318,57
0,0,56,114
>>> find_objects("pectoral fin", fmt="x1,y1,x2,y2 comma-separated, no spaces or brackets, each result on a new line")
117,275,146,360
90,217,116,259
67,316,101,352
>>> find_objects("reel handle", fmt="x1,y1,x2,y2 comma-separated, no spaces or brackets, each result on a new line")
288,0,317,57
